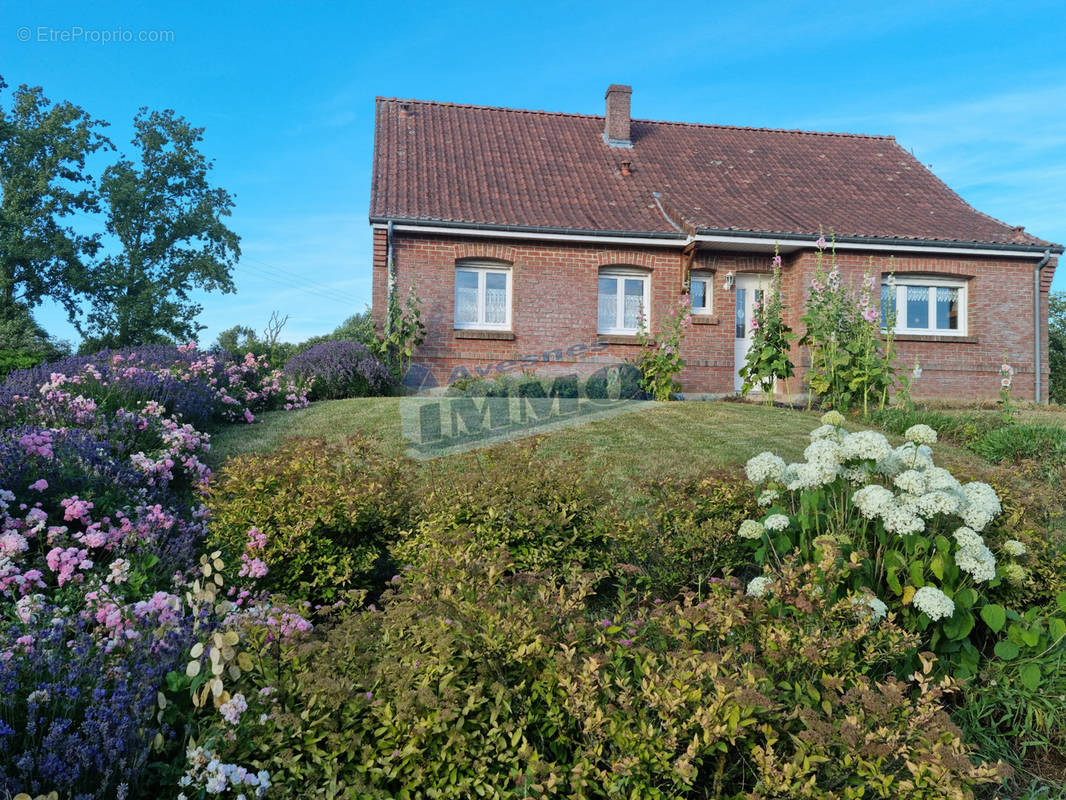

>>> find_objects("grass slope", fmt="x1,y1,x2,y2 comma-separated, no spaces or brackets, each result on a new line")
208,398,994,487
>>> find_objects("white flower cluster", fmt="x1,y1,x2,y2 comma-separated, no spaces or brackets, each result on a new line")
820,410,846,426
745,451,786,484
851,592,889,623
178,746,271,799
764,514,790,532
1002,539,1027,557
738,519,765,540
904,424,938,445
912,586,955,621
747,576,773,597
757,489,779,507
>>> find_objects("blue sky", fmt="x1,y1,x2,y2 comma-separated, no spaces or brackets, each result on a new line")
3,0,1065,346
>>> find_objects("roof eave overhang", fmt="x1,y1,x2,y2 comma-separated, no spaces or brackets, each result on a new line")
369,217,1063,258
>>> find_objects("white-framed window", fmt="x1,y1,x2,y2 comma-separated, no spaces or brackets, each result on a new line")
454,262,511,330
598,267,650,334
689,272,713,314
881,277,967,335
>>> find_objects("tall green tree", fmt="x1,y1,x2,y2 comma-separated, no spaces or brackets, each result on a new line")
1049,291,1065,405
81,108,240,347
0,78,110,323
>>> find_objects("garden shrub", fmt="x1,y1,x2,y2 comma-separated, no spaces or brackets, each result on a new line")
865,407,1001,446
736,413,1057,678
970,423,1066,465
799,238,905,412
283,340,394,401
445,365,646,402
2,344,310,430
207,435,413,602
393,440,618,575
614,469,758,598
193,539,1003,799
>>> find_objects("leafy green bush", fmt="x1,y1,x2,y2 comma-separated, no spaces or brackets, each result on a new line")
206,436,413,602
392,440,618,574
195,541,1003,799
970,424,1066,465
614,470,758,598
865,407,1001,445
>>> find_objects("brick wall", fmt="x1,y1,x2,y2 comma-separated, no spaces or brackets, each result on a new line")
371,230,1056,400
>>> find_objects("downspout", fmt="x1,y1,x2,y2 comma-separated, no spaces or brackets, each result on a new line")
1034,248,1052,402
385,219,395,337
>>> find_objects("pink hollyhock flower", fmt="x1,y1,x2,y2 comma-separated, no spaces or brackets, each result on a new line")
772,254,782,268
862,307,879,324
816,236,826,249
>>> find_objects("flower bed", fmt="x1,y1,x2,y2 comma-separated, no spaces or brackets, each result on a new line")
0,345,310,798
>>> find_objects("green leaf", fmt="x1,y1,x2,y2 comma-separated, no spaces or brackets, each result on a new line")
994,640,1020,660
943,610,974,641
1057,592,1066,614
954,588,977,610
1019,663,1041,691
908,561,925,587
980,604,1007,633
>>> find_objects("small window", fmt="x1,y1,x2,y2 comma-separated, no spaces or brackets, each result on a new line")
881,278,966,335
690,273,713,314
454,263,511,330
598,268,650,334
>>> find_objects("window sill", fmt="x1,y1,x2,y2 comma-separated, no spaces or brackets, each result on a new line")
690,315,719,325
454,329,515,340
597,334,649,346
892,333,977,344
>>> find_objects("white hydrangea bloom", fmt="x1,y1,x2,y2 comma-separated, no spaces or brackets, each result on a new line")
952,526,984,551
955,544,996,583
841,465,869,485
851,593,888,623
874,450,903,478
851,485,895,519
757,489,779,507
881,504,925,536
840,430,892,462
915,490,962,518
746,576,773,597
904,424,938,445
1002,539,1026,557
804,438,843,467
764,514,790,531
738,520,765,540
820,410,846,426
912,586,955,621
895,442,934,471
783,463,821,492
809,424,844,442
924,467,962,493
745,452,787,484
960,482,1001,532
893,469,927,496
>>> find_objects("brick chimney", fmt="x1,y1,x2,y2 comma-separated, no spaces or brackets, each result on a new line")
604,84,632,147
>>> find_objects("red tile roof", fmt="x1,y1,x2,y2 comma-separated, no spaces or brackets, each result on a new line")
370,97,1056,248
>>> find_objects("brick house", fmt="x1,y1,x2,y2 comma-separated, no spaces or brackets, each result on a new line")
370,85,1062,400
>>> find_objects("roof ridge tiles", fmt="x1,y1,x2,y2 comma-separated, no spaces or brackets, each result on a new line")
374,96,893,140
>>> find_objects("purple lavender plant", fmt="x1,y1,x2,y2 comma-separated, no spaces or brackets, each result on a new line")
284,341,394,400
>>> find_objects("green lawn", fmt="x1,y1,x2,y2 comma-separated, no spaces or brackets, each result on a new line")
208,397,995,487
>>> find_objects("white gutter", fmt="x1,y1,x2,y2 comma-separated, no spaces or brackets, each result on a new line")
378,223,689,248
374,222,1053,260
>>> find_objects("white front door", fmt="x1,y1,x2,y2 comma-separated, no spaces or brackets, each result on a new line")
733,274,768,392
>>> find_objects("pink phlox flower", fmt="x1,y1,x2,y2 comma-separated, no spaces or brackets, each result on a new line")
61,496,94,523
